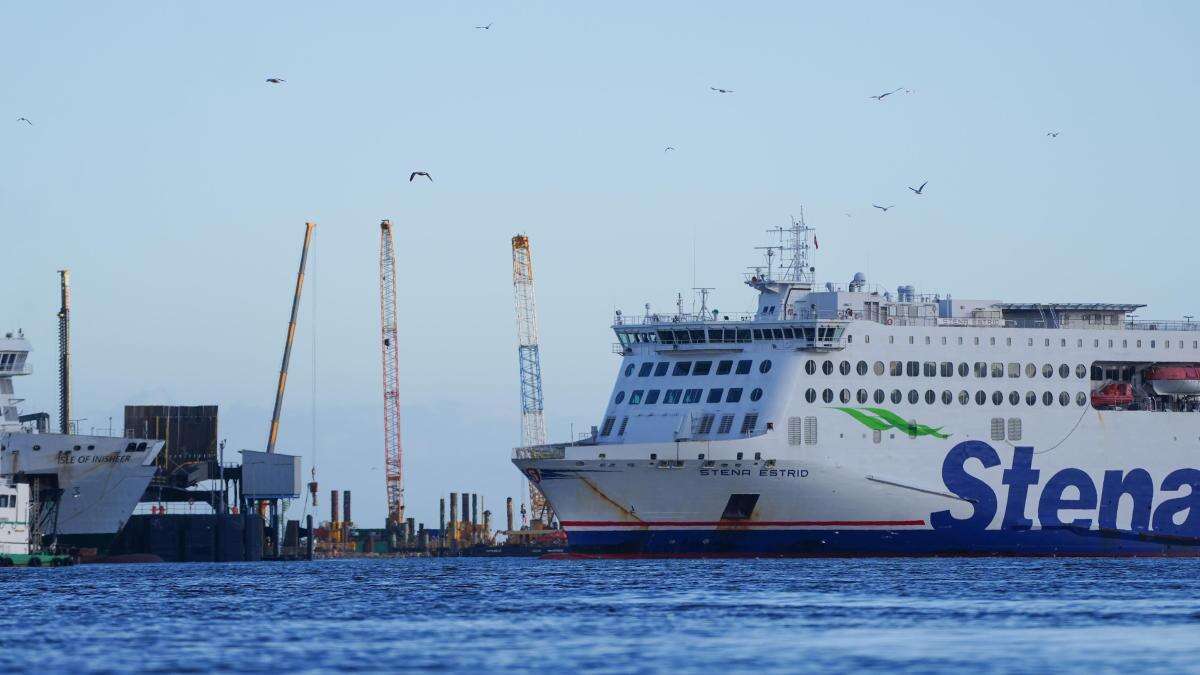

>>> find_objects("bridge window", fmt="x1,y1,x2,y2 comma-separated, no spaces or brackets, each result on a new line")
693,361,713,376
716,360,733,375
706,388,724,404
638,363,654,377
629,390,644,405
664,389,682,404
736,360,752,375
614,391,625,404
672,362,692,376
683,388,703,404
722,387,740,403
645,390,660,404
654,362,669,377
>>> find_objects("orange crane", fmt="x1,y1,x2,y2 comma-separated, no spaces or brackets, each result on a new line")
379,220,404,532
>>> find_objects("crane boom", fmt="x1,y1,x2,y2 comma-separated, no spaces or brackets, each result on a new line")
380,220,404,529
267,222,314,453
511,234,552,524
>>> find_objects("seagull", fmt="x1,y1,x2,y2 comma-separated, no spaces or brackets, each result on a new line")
908,180,928,195
265,78,286,84
870,88,903,101
16,117,32,125
1047,131,1060,138
872,204,895,212
475,22,493,29
844,212,853,218
409,171,432,182
664,146,675,152
710,87,733,94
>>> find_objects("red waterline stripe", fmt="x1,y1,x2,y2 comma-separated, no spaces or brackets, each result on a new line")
560,519,925,528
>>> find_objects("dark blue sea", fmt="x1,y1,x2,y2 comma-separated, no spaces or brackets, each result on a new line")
3,558,1199,673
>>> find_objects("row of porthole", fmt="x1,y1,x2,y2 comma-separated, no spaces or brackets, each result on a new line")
805,359,1089,380
623,359,772,378
806,387,1088,408
614,387,764,406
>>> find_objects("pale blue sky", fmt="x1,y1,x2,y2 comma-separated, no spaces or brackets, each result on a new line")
3,2,1198,528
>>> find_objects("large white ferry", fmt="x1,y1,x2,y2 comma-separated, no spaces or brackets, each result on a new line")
0,331,164,554
514,218,1200,556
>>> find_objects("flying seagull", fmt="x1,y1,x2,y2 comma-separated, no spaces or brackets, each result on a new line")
16,117,32,125
870,88,903,101
1047,131,1060,138
908,180,928,195
475,22,493,29
664,146,676,152
409,171,432,182
265,77,286,84
710,87,733,94
872,204,895,212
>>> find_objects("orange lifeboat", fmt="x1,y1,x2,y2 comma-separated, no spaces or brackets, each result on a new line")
1144,365,1200,395
1091,383,1134,409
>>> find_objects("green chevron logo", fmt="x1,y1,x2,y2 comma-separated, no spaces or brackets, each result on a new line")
833,407,951,439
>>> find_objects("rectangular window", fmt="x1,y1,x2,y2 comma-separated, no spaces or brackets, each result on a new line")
1007,418,1022,441
693,361,713,376
718,414,735,434
695,414,715,435
736,329,751,343
803,417,818,444
706,388,724,403
617,417,629,436
890,361,903,376
753,329,763,340
1008,362,1020,378
683,388,703,404
664,389,682,404
974,362,987,377
991,363,1003,378
990,418,1005,441
637,362,654,377
735,359,752,375
726,388,743,403
629,390,644,405
788,417,803,445
740,413,759,434
940,362,953,377
600,417,615,436
906,361,920,377
644,390,660,404
672,362,692,376
716,360,733,375
923,362,937,377
654,362,669,377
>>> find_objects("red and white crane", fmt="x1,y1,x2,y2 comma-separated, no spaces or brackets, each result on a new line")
379,220,404,531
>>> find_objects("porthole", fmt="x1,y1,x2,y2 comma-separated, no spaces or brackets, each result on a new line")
1042,364,1053,378
624,364,634,377
958,363,969,377
839,361,851,376
874,389,885,404
1059,364,1070,379
1076,391,1087,406
1059,391,1070,406
751,388,764,402
1026,391,1037,406
958,390,970,405
760,360,773,374
1043,391,1054,406
891,389,902,404
805,388,817,403
1009,391,1020,406
822,360,834,375
840,388,851,404
857,361,869,376
857,389,869,404
924,389,935,405
908,390,919,404
873,361,886,376
1025,363,1037,378
941,390,953,405
975,391,987,406
805,360,816,375
821,388,832,403
614,391,625,404
992,391,1003,406
1075,364,1087,379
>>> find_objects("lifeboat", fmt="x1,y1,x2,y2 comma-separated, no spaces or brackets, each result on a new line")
1143,365,1200,396
1091,382,1134,409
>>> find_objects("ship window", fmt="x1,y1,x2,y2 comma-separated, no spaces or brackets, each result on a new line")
624,364,635,377
760,360,773,374
805,388,816,403
908,336,915,345
706,388,724,404
889,336,895,344
942,390,953,405
664,389,682,404
991,418,1006,441
1061,339,1067,347
693,361,713,376
840,360,851,376
638,362,654,377
1025,363,1037,378
1043,391,1054,406
992,391,1003,406
803,417,818,444
840,388,851,404
614,391,625,404
857,361,869,376
672,362,692,376
1059,391,1070,406
1007,338,1013,346
645,390,661,405
1109,340,1114,349
629,390,644,405
974,337,980,346
708,329,724,343
1026,391,1037,406
1059,364,1070,378
1045,339,1051,347
1008,363,1021,378
959,391,970,405
773,329,784,339
906,361,919,377
749,388,763,402
783,328,794,339
958,337,964,345
874,361,886,376
890,361,903,376
975,390,987,406
727,387,743,403
822,388,834,403
805,360,817,375
991,363,1003,378
891,389,902,404
1009,391,1020,405
600,417,616,436
654,362,669,377
1122,340,1128,348
788,417,803,445
1137,340,1142,348
683,389,703,404
740,413,759,434
990,337,996,346
736,330,751,343
1008,418,1023,440
925,336,931,345
124,443,136,452
618,417,629,436
1076,391,1088,406
695,414,715,435
1078,339,1084,348
822,360,834,375
958,362,969,377
716,360,733,375
924,389,935,404
907,389,919,404
942,337,948,345
718,414,735,434
753,329,763,340
874,389,886,404
736,360,752,375
974,362,987,378
857,389,869,404
923,362,937,377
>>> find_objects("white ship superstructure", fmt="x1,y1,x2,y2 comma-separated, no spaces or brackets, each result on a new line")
514,217,1200,556
0,331,164,553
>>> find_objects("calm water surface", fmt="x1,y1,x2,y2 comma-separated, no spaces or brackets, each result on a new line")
2,558,1199,673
